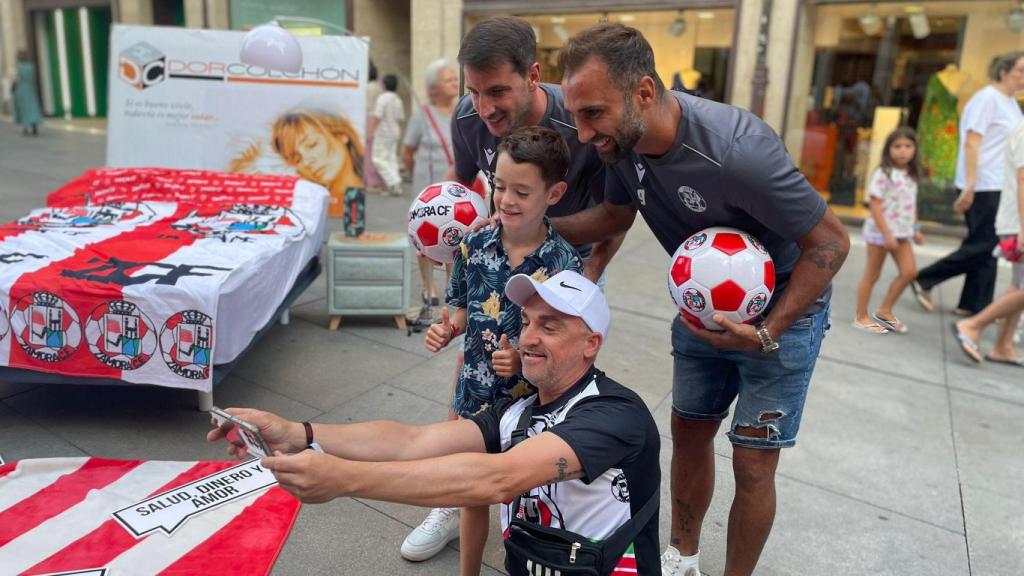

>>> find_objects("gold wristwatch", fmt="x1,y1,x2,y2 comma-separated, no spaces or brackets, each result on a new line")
756,324,779,354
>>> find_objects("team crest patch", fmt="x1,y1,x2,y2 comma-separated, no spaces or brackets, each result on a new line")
682,288,706,312
441,226,464,247
611,472,630,503
17,202,155,231
172,204,305,242
85,300,157,370
684,232,708,250
159,310,213,380
746,293,768,316
746,234,768,254
677,186,707,213
11,291,82,362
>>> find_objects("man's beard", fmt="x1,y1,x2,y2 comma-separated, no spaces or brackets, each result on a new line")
503,90,534,135
596,99,645,163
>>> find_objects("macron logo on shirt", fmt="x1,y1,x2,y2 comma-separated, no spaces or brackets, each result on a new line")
634,161,646,183
484,148,496,166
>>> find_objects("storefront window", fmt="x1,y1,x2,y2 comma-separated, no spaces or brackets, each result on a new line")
468,9,736,103
790,1,1024,225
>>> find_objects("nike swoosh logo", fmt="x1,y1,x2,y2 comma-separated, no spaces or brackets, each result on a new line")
559,281,581,291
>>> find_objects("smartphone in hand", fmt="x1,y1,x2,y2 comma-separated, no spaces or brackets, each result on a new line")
209,407,271,458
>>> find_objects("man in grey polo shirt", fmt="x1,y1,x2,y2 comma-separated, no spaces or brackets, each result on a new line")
554,24,849,576
449,16,623,281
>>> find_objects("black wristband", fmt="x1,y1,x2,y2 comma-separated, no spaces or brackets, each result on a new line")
302,421,314,446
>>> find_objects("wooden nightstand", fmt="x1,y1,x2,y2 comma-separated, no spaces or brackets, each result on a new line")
326,233,412,331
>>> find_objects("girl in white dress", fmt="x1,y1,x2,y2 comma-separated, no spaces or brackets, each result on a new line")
854,127,925,334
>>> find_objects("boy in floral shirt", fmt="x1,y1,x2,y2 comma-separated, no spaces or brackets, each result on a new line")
423,126,582,574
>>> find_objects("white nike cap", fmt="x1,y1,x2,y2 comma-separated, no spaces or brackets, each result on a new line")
505,270,609,337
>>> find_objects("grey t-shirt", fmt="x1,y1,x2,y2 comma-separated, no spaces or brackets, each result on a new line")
605,91,830,312
451,83,604,258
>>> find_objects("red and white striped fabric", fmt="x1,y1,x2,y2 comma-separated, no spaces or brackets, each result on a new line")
0,168,327,392
0,457,300,575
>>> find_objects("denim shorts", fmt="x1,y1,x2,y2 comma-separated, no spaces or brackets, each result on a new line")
671,304,831,449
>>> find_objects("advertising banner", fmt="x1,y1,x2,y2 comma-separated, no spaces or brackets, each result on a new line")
107,25,367,217
0,457,299,575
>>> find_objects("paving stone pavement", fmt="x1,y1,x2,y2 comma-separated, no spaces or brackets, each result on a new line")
1,119,1022,575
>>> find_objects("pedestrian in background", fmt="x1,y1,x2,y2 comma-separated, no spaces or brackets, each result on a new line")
953,121,1024,366
403,58,459,310
854,127,925,334
363,62,386,194
368,74,405,196
913,52,1024,315
13,51,43,136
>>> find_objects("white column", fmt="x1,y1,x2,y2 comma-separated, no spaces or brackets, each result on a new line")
54,8,73,119
729,0,762,110
410,0,461,105
762,0,799,132
78,6,97,117
1,0,26,82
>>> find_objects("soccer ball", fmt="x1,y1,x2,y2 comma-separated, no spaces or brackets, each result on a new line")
407,181,488,264
668,227,775,331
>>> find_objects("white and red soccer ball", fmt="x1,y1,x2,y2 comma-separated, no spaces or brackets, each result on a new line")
668,226,775,331
407,181,488,264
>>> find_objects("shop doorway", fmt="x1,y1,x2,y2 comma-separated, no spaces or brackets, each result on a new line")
802,14,963,218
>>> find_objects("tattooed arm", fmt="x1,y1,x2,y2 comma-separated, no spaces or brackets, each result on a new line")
262,430,584,507
762,208,849,338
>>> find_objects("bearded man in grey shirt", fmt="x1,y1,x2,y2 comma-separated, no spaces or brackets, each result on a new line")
553,23,850,576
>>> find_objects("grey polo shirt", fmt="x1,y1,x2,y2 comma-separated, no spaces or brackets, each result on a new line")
451,83,604,258
605,91,830,313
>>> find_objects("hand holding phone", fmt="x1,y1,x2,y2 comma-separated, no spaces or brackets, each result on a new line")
209,406,272,458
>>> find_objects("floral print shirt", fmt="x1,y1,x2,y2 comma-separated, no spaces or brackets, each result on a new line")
862,167,918,239
446,219,582,417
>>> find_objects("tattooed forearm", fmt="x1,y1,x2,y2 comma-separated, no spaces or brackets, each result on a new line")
542,459,584,485
556,458,568,481
803,240,846,275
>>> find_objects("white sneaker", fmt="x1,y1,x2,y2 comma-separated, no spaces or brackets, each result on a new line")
400,507,460,562
661,545,700,576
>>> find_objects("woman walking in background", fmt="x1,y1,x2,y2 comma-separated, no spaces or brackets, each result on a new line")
402,59,459,308
913,52,1024,315
953,122,1024,366
367,74,405,196
363,62,386,194
13,51,43,136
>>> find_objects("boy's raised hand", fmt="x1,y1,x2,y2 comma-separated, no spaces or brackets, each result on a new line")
491,334,521,377
425,307,456,352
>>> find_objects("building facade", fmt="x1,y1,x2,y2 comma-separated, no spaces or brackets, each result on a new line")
4,0,1024,226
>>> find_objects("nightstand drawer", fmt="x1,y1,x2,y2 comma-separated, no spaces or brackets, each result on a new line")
332,285,405,311
333,253,406,282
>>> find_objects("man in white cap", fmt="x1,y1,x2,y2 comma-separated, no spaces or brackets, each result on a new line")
208,271,662,575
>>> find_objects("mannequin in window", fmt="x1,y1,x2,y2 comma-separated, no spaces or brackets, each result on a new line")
917,64,969,185
937,63,969,95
